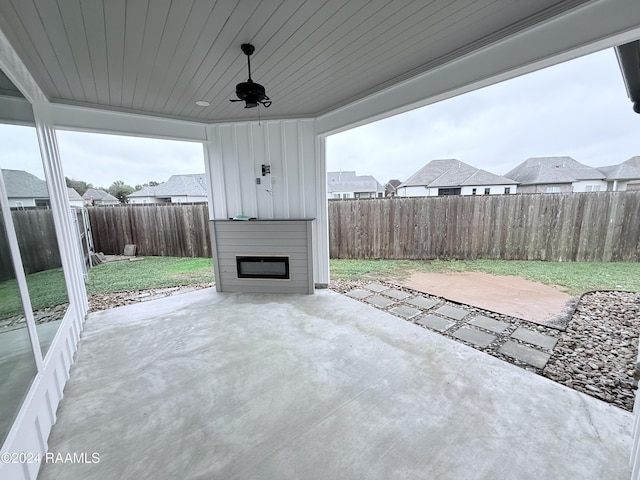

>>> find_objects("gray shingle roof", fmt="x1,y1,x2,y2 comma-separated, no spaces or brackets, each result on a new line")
128,174,208,198
399,159,517,188
2,169,49,198
83,188,119,202
597,156,640,180
67,187,83,201
505,157,604,184
327,171,384,193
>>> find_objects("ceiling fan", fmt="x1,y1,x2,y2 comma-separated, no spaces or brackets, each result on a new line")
230,44,272,109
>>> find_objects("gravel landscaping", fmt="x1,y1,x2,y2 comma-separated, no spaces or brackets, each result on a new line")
544,290,640,411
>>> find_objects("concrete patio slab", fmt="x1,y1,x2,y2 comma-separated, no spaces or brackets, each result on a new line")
499,341,552,369
405,296,438,310
388,305,421,319
469,315,510,334
365,295,395,308
511,327,558,350
346,289,371,300
403,271,574,328
452,327,497,348
382,288,412,300
364,284,389,293
435,304,470,321
39,289,632,480
416,314,456,333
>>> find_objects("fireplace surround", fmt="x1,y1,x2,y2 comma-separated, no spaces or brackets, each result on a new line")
210,219,315,294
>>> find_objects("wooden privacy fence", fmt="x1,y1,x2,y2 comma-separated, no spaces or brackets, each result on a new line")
0,209,62,282
88,204,211,258
329,191,640,262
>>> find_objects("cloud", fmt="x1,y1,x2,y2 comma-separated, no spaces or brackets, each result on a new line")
55,131,205,188
327,48,639,183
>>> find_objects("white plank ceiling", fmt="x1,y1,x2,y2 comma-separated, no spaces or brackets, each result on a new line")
0,0,590,123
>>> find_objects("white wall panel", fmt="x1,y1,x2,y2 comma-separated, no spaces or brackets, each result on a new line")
204,119,329,286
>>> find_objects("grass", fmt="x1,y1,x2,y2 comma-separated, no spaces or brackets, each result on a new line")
86,256,214,295
329,259,640,295
0,268,68,320
2,256,636,320
0,257,214,320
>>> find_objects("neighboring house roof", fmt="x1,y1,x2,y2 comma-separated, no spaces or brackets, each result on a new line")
385,179,402,194
67,187,83,201
597,156,640,180
399,159,517,188
2,169,49,198
327,171,384,194
128,174,208,198
505,157,604,185
83,188,119,202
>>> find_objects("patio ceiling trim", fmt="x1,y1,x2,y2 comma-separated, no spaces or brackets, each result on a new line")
616,40,640,112
50,103,208,142
316,0,640,135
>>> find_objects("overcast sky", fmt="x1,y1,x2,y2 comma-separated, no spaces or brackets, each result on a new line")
328,47,639,183
0,47,637,189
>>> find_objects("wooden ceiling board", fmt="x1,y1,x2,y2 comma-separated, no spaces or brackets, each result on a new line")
139,0,196,112
0,0,594,123
148,0,215,112
5,0,71,99
57,0,100,104
170,1,284,118
154,0,242,115
104,0,126,107
196,0,347,120
120,0,149,108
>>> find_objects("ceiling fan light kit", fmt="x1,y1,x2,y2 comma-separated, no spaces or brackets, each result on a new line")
230,43,272,109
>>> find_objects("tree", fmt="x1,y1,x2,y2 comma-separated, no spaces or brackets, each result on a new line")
108,180,135,204
65,177,93,196
133,180,160,191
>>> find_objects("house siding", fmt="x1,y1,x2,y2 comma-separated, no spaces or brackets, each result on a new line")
399,185,516,197
518,183,573,194
572,180,608,192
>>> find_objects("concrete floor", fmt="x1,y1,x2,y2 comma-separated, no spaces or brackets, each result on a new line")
39,289,632,480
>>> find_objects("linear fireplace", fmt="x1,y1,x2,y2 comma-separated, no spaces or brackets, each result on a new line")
210,219,315,294
236,256,290,279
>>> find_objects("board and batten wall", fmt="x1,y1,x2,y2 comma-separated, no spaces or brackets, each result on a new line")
211,219,314,294
204,119,329,287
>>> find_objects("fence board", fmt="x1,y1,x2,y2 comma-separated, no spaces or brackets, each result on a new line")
0,209,64,281
88,204,211,258
328,192,640,262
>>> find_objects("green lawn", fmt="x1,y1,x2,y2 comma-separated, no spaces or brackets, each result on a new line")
86,256,214,295
2,257,637,320
329,259,640,295
0,268,68,320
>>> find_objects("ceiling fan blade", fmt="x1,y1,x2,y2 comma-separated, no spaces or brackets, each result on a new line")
260,100,272,108
229,99,243,102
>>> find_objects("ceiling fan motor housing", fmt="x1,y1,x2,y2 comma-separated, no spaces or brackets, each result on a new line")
230,43,271,108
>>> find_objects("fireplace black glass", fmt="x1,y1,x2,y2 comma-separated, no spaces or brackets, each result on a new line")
236,256,290,279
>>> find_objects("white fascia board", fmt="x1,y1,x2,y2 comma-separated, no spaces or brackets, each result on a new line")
317,0,640,135
50,103,208,143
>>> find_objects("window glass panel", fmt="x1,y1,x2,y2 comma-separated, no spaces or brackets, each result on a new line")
0,69,70,359
0,125,70,358
0,197,38,444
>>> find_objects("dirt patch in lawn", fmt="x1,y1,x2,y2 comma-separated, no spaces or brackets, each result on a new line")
402,271,576,329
